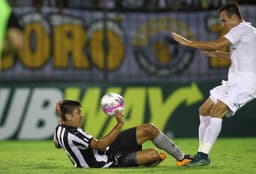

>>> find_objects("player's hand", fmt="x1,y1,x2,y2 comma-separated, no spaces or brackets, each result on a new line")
55,100,62,116
55,100,63,125
114,110,124,127
171,32,191,46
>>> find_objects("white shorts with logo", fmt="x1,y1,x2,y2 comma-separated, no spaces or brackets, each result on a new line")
210,81,255,117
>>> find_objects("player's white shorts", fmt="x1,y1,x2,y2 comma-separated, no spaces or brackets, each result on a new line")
210,80,255,117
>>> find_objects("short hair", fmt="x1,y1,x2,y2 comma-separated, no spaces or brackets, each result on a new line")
219,3,242,19
60,100,81,121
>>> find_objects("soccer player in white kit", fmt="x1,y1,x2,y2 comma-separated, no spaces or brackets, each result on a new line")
171,3,256,166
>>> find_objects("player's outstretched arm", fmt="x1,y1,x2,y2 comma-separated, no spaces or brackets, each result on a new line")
171,32,231,51
171,32,191,46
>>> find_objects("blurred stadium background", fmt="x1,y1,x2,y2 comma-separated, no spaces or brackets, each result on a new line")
1,0,256,140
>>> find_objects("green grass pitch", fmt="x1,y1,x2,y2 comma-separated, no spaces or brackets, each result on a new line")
1,138,256,174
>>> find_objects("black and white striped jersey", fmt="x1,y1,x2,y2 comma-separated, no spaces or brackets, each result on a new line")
53,124,114,168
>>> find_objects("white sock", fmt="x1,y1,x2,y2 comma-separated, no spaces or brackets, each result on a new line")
199,117,222,154
198,115,211,150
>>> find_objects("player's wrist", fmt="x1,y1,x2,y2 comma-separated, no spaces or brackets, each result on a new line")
116,122,124,128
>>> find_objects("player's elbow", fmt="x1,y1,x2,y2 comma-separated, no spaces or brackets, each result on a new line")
54,140,61,149
213,38,230,50
95,143,107,152
91,140,107,152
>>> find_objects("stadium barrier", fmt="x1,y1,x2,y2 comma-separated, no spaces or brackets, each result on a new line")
0,82,256,140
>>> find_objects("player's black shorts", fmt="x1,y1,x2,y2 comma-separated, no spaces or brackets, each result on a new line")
109,127,142,154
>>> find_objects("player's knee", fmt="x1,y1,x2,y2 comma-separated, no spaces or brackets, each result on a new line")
144,149,161,166
199,98,215,116
142,123,159,138
199,105,210,116
145,149,160,161
149,149,161,161
210,105,229,118
210,110,226,118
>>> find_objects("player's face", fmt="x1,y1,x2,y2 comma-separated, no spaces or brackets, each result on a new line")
219,11,235,31
70,107,83,127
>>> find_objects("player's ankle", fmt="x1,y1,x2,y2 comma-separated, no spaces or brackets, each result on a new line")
198,152,208,159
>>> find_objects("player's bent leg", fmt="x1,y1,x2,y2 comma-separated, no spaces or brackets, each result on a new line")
136,123,160,144
145,152,167,167
136,123,191,166
119,149,161,167
210,100,230,118
138,149,160,165
199,97,215,116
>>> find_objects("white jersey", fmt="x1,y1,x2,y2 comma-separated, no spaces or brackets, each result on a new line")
224,21,256,97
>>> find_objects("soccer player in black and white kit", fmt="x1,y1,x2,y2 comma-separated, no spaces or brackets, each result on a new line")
53,100,192,168
172,3,256,166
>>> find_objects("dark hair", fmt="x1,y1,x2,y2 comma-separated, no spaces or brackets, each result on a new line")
219,3,242,19
60,100,81,121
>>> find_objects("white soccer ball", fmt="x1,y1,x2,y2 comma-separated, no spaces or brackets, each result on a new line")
101,93,124,116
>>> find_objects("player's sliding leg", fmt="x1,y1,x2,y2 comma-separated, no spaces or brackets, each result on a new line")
136,123,192,166
152,131,192,166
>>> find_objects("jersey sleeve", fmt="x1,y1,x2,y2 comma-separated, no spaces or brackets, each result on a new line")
224,24,245,44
